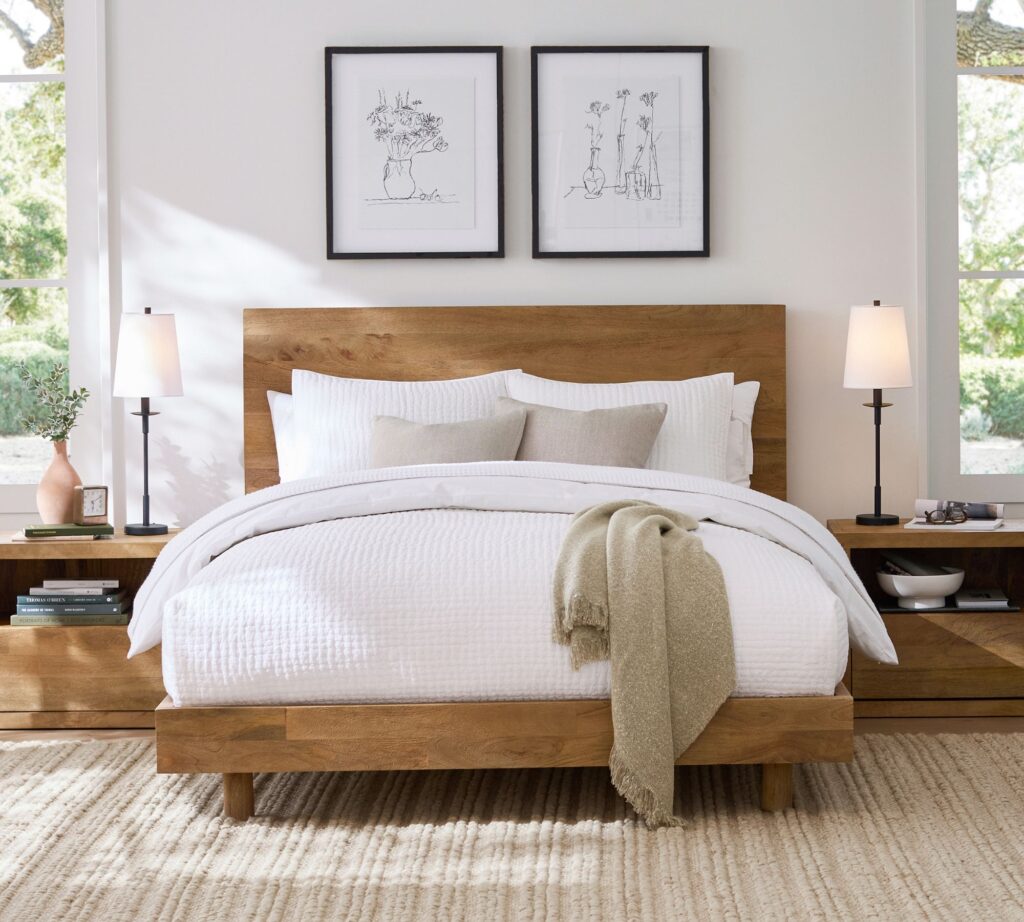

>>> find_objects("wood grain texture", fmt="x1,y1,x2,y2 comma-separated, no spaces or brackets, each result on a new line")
853,612,1024,700
156,686,852,775
223,773,255,820
0,710,156,730
760,763,793,812
243,305,787,498
854,699,1024,718
0,530,176,560
826,519,1024,550
0,625,164,712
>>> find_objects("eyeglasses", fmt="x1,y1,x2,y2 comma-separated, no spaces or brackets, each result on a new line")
925,505,968,525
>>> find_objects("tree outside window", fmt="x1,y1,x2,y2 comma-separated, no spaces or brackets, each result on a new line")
0,0,67,485
955,0,1024,474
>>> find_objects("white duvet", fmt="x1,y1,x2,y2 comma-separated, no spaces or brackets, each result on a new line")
130,462,896,707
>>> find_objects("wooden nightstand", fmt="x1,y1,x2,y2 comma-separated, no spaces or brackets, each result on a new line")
828,519,1024,718
0,529,173,730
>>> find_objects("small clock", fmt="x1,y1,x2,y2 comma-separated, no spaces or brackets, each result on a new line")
73,485,109,526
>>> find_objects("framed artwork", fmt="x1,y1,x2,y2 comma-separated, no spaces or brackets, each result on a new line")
325,46,504,259
531,46,709,258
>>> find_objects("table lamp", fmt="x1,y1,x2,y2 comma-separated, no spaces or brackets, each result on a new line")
843,300,912,526
112,307,183,535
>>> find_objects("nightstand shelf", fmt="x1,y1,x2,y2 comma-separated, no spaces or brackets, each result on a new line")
0,530,172,729
828,519,1024,718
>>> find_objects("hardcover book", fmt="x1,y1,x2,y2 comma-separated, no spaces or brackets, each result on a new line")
17,591,125,606
15,603,125,615
10,613,130,626
22,523,115,538
41,579,119,590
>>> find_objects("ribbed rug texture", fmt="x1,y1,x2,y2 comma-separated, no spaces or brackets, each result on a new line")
0,734,1022,921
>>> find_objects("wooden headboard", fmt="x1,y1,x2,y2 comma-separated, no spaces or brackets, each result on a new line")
243,305,787,498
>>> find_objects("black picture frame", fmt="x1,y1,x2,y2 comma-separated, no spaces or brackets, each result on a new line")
325,46,505,259
531,45,710,259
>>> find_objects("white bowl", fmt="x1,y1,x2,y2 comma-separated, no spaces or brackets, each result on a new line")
877,567,965,610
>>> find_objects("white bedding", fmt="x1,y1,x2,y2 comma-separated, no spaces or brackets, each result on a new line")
131,462,896,707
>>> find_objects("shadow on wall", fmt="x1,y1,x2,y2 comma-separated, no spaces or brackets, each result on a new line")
152,434,234,527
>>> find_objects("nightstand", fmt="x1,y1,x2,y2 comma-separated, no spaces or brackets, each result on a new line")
0,529,173,729
828,519,1024,718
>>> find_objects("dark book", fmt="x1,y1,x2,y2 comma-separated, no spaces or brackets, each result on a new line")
17,591,126,606
10,613,131,626
15,602,125,615
22,523,114,538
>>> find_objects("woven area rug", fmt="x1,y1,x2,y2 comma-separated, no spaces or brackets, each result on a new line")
1,734,1022,921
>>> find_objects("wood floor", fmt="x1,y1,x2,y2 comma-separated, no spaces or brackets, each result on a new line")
3,717,1023,743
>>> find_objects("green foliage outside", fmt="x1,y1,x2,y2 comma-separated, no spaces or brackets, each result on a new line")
957,76,1024,442
0,80,66,324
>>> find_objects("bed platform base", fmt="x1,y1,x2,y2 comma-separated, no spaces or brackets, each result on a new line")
156,685,852,820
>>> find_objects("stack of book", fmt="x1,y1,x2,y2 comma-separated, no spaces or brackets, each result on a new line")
13,523,115,542
12,580,129,626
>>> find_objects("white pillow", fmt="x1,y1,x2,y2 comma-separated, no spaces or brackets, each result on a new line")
267,390,302,482
290,369,518,477
726,381,760,488
505,371,734,479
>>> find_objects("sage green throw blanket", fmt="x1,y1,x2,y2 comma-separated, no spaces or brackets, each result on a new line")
553,500,736,827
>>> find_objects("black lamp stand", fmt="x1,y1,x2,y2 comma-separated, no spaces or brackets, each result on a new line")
856,386,899,526
125,395,167,536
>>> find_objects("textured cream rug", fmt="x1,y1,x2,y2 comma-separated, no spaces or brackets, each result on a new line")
1,734,1022,921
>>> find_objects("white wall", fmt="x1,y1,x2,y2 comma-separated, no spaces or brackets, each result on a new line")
106,0,920,526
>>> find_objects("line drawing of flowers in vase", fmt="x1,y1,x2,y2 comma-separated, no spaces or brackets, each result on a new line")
582,100,610,198
614,88,630,194
626,91,662,201
365,90,452,204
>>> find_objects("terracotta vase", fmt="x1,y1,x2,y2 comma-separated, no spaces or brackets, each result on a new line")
36,440,82,525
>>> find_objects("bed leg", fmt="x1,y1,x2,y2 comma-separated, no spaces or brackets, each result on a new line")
760,763,793,812
223,772,255,820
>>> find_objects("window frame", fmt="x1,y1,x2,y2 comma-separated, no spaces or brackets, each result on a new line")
0,0,111,516
924,0,1024,500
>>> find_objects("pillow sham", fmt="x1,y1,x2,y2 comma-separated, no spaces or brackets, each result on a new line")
371,410,527,467
496,397,666,469
505,371,734,480
290,369,518,477
726,381,761,488
267,390,302,483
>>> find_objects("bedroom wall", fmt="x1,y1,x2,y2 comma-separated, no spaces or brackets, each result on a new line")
105,0,919,526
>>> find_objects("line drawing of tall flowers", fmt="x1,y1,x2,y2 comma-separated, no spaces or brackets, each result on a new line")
583,100,610,198
625,91,661,201
614,89,630,194
366,90,449,200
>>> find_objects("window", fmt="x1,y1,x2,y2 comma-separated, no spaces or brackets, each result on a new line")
926,1,1024,498
0,1,67,487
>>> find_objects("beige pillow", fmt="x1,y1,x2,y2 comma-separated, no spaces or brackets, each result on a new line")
497,397,667,469
371,410,527,467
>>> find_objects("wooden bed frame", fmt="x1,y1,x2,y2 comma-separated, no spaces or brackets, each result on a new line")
155,305,854,819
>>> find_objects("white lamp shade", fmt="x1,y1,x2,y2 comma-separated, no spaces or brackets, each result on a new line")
843,304,912,390
112,311,183,398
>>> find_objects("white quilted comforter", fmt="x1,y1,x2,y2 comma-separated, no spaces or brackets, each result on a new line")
130,463,895,707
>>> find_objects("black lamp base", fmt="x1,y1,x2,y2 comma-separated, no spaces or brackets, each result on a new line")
124,523,168,536
855,513,900,527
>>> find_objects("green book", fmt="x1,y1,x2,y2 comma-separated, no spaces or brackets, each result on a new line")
23,523,115,538
10,613,130,626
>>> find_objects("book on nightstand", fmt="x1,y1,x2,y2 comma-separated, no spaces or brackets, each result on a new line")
10,613,130,626
10,580,129,626
954,589,1014,611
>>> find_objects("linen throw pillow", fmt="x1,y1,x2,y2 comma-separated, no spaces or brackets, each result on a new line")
496,397,667,469
290,369,519,477
505,371,734,480
371,410,527,467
